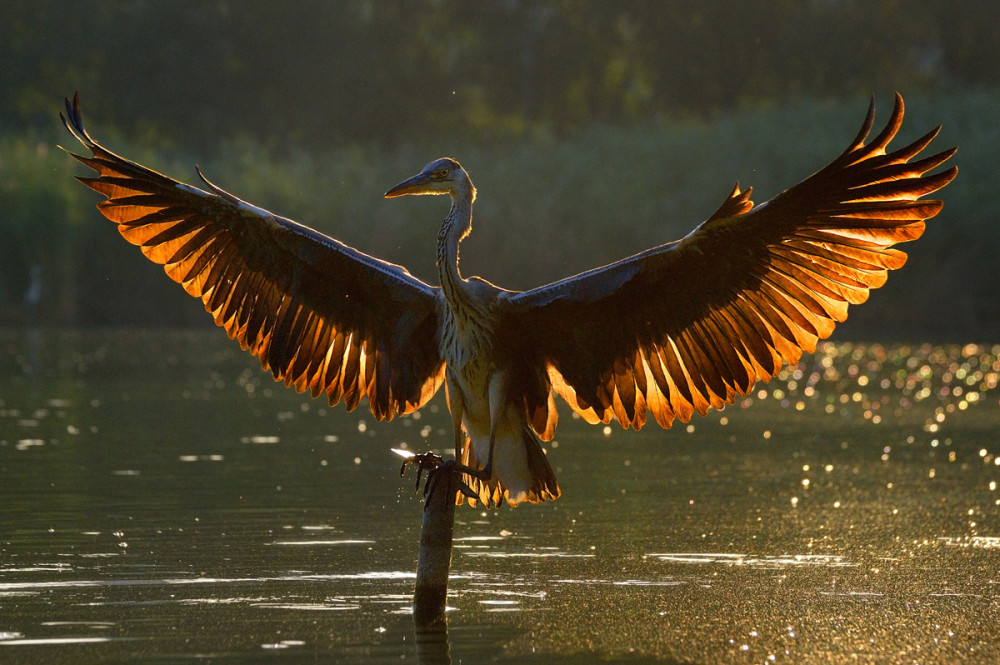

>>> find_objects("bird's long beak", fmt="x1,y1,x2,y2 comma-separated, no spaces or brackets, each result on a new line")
384,172,434,198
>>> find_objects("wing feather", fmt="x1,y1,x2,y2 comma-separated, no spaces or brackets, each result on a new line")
62,94,444,419
501,94,956,434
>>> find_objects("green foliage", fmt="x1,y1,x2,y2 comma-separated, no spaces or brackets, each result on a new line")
1,89,994,338
0,136,88,323
2,1,998,150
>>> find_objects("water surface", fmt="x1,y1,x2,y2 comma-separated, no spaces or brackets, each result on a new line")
2,330,999,663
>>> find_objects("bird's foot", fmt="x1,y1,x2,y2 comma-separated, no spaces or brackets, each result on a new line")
397,451,444,493
397,451,483,505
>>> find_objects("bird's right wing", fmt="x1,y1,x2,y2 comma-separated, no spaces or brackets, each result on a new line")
62,94,445,419
500,94,957,437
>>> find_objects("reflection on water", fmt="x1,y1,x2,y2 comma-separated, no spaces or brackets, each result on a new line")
1,330,999,663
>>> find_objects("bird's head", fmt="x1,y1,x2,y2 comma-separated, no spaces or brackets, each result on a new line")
385,157,475,202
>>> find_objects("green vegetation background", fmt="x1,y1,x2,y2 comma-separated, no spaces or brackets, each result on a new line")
2,1,997,339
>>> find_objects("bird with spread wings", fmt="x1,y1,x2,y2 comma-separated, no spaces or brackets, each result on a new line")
62,93,956,507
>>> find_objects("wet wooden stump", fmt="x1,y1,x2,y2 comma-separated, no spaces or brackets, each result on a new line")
394,450,460,630
412,462,458,628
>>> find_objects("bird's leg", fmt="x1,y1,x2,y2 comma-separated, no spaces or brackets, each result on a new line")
443,374,490,480
396,421,498,507
399,377,484,503
474,373,509,483
452,420,468,474
447,375,507,484
445,379,466,464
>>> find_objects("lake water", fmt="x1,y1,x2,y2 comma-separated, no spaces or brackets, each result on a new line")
1,330,999,664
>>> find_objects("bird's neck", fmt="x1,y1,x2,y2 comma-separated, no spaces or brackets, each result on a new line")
437,195,473,306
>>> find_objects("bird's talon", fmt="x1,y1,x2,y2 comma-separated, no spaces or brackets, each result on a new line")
399,451,445,494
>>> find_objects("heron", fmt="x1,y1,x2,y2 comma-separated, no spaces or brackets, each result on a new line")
61,93,956,508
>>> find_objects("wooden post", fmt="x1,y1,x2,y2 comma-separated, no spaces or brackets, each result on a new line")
413,463,458,627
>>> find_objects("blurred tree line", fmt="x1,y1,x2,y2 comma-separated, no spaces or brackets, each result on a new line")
1,1,998,338
2,0,996,150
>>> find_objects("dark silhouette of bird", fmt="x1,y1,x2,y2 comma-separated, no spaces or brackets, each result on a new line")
62,93,956,507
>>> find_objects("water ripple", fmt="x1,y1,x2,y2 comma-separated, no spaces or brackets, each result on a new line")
647,552,855,567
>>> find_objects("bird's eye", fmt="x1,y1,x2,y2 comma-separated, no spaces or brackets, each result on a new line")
435,169,449,179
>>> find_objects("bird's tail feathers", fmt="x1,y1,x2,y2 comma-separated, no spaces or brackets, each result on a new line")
456,427,560,508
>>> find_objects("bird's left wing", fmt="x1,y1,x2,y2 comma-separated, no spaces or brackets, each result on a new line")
499,94,956,437
62,94,444,419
